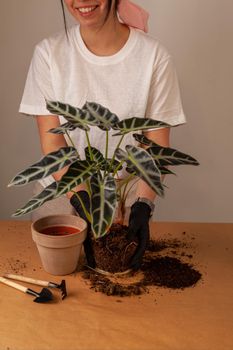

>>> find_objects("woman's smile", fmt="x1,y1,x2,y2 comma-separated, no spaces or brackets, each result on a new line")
64,0,109,25
75,5,99,17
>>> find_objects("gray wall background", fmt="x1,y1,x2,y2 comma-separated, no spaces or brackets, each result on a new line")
1,0,232,222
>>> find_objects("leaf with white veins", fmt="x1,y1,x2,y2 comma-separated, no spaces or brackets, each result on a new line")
116,146,164,197
90,173,117,238
8,147,78,187
46,100,99,130
85,147,105,166
148,145,199,166
113,118,170,135
48,122,77,134
57,160,96,195
133,133,158,147
83,102,119,130
12,182,58,217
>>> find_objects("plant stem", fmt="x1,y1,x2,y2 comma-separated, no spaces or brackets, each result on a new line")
103,130,109,177
115,134,125,154
108,134,125,172
112,160,125,177
65,131,80,159
85,130,94,161
85,178,92,198
105,130,109,160
116,173,135,192
123,177,139,203
116,174,138,223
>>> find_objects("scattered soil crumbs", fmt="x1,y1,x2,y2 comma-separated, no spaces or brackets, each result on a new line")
82,270,147,296
0,257,27,274
82,234,202,297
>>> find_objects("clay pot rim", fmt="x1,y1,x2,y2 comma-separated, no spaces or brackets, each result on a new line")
31,214,87,239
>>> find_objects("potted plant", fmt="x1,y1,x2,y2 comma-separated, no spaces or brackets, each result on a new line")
8,101,198,274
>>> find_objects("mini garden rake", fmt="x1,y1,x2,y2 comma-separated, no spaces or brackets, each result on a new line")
4,273,67,300
0,276,53,303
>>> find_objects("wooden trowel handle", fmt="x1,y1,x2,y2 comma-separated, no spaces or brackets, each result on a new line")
4,274,49,287
0,276,28,293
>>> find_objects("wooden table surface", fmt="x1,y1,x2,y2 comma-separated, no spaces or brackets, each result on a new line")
0,221,232,350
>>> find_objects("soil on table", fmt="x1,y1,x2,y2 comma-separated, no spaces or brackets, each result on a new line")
81,225,202,297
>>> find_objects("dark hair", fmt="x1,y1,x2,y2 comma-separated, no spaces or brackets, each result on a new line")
60,0,119,36
60,0,68,36
107,0,119,19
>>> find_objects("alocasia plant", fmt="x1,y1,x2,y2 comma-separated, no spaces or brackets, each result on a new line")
8,101,199,238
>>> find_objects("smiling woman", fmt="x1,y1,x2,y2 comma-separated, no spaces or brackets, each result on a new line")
60,0,118,31
18,0,187,270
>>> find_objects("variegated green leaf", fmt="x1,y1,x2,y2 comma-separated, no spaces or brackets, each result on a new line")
84,147,105,166
114,148,128,161
125,166,136,174
113,118,170,136
114,149,136,174
57,160,96,195
133,133,197,169
116,146,164,197
48,122,77,134
90,173,117,238
133,133,157,147
132,135,176,175
103,159,123,173
148,145,199,166
114,149,131,173
83,102,119,130
46,100,99,130
158,166,176,175
12,182,58,217
8,147,78,187
84,147,122,173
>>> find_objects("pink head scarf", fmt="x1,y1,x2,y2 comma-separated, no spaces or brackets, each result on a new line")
117,0,149,33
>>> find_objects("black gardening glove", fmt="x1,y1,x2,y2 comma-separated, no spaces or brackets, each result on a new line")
70,191,96,268
127,200,152,270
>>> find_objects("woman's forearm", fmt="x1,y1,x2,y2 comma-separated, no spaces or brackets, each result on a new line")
36,115,69,180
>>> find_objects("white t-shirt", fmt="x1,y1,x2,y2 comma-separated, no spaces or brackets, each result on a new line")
19,25,186,191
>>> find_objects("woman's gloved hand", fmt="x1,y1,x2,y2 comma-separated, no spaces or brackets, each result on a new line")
127,200,153,270
70,191,96,268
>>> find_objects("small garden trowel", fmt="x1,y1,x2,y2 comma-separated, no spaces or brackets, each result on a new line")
0,276,53,303
4,273,67,300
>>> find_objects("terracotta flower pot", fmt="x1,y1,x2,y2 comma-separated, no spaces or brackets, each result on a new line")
31,215,87,275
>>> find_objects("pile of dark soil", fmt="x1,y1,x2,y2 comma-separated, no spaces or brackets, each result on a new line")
141,256,201,289
82,229,202,297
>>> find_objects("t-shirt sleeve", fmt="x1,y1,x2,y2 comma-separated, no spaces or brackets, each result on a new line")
19,41,55,116
145,55,186,126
